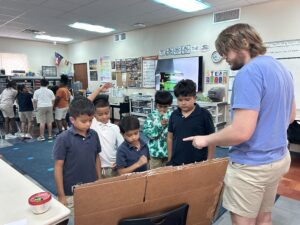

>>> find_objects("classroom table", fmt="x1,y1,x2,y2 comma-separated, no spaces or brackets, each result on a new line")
0,159,70,225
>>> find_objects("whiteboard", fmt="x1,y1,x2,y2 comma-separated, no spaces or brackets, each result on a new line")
265,40,300,109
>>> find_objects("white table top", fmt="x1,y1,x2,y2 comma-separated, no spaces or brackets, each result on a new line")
0,159,70,225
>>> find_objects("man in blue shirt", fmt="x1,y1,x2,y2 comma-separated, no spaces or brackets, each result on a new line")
184,23,296,225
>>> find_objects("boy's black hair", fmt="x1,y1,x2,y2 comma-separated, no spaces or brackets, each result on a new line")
41,79,49,87
69,96,95,118
17,84,25,92
155,90,173,105
119,115,140,134
94,97,109,109
60,74,69,86
7,80,16,88
174,79,196,97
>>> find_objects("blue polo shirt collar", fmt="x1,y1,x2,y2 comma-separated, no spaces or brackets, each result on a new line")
125,138,147,150
68,126,93,138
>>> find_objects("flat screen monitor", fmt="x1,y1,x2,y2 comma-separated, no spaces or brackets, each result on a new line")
155,56,203,92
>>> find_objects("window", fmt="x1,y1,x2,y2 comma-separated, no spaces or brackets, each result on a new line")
0,53,29,74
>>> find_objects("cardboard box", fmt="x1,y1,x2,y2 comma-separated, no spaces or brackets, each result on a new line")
74,158,228,225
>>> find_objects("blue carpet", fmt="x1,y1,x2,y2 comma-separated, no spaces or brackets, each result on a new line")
0,139,56,194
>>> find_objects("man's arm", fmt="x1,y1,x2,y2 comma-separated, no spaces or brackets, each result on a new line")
290,99,296,124
54,96,61,108
167,132,173,161
54,160,67,206
184,109,258,148
95,155,101,179
118,155,147,175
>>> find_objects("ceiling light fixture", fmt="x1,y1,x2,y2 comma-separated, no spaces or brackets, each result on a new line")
154,0,210,12
133,23,146,28
69,22,115,33
34,35,72,42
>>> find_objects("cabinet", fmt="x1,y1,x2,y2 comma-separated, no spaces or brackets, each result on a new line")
0,75,8,94
129,95,154,117
197,101,227,131
129,95,154,128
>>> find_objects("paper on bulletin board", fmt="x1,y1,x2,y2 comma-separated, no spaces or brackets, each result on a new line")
116,72,123,87
142,56,158,88
99,56,111,82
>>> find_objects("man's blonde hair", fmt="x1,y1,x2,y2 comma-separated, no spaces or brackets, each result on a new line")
215,23,266,58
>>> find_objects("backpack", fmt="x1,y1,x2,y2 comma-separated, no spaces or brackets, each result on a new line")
287,120,300,144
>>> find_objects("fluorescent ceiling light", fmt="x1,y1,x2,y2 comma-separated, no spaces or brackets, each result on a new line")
69,22,115,33
35,35,72,42
154,0,210,12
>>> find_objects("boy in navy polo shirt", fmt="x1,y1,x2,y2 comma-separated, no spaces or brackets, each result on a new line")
167,79,215,166
53,96,101,223
117,116,150,175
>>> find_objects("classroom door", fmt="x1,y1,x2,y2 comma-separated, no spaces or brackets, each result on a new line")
73,63,88,89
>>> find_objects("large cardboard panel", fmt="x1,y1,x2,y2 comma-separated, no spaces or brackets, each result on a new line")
74,158,228,225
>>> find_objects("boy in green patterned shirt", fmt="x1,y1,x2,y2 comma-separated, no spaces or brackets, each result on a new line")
143,91,173,169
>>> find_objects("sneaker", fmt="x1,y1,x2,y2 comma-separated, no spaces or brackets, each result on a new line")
24,133,32,139
5,134,17,139
15,132,24,138
48,136,53,140
37,136,45,141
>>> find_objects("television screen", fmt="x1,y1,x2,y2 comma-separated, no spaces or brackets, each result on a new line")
155,56,203,92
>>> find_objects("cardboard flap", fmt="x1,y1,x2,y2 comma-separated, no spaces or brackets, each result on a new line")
145,159,228,200
74,176,147,216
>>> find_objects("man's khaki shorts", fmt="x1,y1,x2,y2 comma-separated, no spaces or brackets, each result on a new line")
55,107,68,120
223,151,291,218
36,107,54,124
19,111,33,122
0,104,14,118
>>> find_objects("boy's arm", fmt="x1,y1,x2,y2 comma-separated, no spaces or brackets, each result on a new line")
54,160,67,206
118,155,147,175
95,155,101,179
167,132,173,162
87,83,112,102
207,144,215,160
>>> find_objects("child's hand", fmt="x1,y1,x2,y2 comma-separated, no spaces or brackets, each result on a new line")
99,83,113,92
160,119,168,126
58,195,67,206
137,155,148,167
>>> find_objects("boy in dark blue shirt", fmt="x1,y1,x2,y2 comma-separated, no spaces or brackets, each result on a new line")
16,85,34,138
167,79,215,166
53,96,101,223
117,116,150,175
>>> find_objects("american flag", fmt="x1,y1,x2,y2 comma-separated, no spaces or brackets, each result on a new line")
55,52,63,65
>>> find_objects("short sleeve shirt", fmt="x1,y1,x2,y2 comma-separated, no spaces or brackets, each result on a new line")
33,87,55,108
229,55,294,165
56,87,71,108
53,127,101,195
168,104,215,166
116,139,150,172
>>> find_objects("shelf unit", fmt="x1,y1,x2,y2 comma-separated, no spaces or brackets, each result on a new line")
0,75,8,94
129,95,154,128
197,101,227,131
10,76,73,92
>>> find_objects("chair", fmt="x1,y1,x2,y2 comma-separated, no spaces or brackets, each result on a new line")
118,204,189,225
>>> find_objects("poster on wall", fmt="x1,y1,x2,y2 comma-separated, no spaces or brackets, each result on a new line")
99,56,111,82
89,59,97,70
142,56,158,88
205,70,228,84
90,71,98,81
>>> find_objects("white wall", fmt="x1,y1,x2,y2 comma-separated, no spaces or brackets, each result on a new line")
0,37,69,76
67,0,300,99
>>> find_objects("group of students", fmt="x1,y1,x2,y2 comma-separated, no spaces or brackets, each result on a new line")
0,75,71,140
53,79,215,222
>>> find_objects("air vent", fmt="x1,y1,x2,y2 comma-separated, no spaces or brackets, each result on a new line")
22,29,45,34
213,8,240,23
114,33,126,42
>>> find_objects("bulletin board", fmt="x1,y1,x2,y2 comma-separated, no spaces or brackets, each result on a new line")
265,39,300,109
